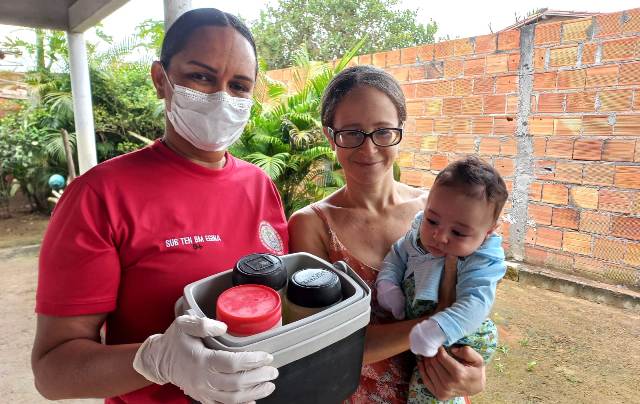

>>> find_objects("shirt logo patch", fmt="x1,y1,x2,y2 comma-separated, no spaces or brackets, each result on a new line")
259,221,284,255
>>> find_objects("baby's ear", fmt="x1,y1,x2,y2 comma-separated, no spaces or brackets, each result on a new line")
487,220,500,236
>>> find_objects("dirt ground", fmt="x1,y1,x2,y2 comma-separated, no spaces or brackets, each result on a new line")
1,215,639,403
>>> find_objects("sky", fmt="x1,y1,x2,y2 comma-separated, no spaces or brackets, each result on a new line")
0,0,635,71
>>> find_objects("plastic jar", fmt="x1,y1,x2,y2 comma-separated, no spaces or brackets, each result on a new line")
216,284,282,337
284,268,342,324
233,253,287,297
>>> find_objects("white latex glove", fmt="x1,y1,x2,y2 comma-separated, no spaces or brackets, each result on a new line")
376,279,406,320
410,318,447,358
133,314,278,404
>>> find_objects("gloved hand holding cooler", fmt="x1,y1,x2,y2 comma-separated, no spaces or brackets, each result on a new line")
133,314,278,404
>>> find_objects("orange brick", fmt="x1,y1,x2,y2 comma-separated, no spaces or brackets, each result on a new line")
536,160,556,180
500,138,517,156
573,139,602,161
486,54,509,74
495,75,518,94
357,54,372,65
494,117,516,135
533,137,547,157
546,138,574,158
579,211,611,234
529,117,554,135
601,37,639,62
388,67,409,82
443,98,462,115
563,231,592,255
403,135,421,149
566,92,596,112
430,154,449,170
598,89,633,112
408,66,426,81
557,69,586,89
425,99,443,116
438,135,456,152
615,115,640,136
463,57,485,76
407,100,425,115
533,72,557,90
562,18,593,42
397,151,415,167
461,97,483,115
473,117,493,134
494,158,514,177
385,50,401,66
435,41,454,59
536,227,563,249
636,141,640,162
615,166,640,189
625,243,640,266
507,53,520,72
573,256,606,276
554,118,582,136
582,164,615,186
594,237,627,261
483,95,506,114
452,119,472,134
549,46,578,67
473,77,494,94
525,227,536,244
534,48,546,70
555,161,583,184
421,136,438,152
619,62,640,85
595,13,623,37
529,182,543,201
444,59,464,78
425,61,445,79
402,84,416,98
622,8,640,33
506,95,519,114
498,30,520,50
414,153,431,169
434,81,453,96
416,83,435,97
603,140,635,161
583,116,612,135
401,169,423,186
535,22,561,45
453,38,475,56
372,52,386,67
423,172,437,188
452,79,473,96
582,43,597,65
611,216,640,240
479,137,500,155
401,47,419,65
552,207,579,229
475,34,497,54
545,250,574,270
455,136,475,153
570,186,598,209
525,246,548,265
542,183,569,205
416,44,435,61
537,93,565,113
415,118,434,134
434,118,452,134
529,204,552,225
599,189,633,213
586,65,618,88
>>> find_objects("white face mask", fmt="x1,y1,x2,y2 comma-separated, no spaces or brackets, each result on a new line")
162,66,253,152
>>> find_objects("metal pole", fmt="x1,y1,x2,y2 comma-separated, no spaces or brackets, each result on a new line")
67,32,97,174
163,0,192,31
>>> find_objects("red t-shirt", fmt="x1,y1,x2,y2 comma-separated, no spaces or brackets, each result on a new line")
36,140,288,403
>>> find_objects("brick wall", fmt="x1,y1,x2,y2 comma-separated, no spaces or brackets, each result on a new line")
267,8,640,288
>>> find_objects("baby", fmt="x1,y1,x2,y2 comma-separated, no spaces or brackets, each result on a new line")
376,156,508,403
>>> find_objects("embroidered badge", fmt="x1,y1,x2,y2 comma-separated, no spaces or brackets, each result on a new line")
259,221,284,255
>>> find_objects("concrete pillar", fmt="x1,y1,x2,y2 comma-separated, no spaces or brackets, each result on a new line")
164,0,192,30
67,32,97,174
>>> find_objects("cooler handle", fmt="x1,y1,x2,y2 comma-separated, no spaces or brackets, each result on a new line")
332,261,351,275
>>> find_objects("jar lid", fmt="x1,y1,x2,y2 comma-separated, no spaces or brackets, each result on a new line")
287,268,342,308
233,253,287,290
216,284,282,336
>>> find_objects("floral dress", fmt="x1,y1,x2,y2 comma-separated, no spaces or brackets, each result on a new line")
310,205,413,404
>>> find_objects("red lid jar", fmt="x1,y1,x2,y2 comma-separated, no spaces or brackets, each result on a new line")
216,284,282,337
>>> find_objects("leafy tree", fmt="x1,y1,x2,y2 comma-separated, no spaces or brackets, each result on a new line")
251,0,437,69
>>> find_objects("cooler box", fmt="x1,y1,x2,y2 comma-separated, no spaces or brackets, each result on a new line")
174,252,371,404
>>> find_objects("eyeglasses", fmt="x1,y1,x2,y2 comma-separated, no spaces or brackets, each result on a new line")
328,127,403,148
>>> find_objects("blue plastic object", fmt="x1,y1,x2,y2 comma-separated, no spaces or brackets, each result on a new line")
48,174,66,190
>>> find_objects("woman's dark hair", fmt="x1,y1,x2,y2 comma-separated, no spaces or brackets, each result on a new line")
160,8,257,75
320,65,407,128
434,156,509,221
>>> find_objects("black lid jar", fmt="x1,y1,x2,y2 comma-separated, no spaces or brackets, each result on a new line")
232,253,287,293
285,268,342,323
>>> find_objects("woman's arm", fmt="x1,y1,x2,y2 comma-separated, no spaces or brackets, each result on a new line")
31,313,150,399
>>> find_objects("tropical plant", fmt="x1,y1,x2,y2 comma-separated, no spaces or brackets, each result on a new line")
231,38,366,217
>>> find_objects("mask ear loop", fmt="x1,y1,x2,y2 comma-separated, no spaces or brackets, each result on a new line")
160,63,175,93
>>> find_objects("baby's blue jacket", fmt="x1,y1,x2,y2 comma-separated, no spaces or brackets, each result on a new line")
377,211,506,346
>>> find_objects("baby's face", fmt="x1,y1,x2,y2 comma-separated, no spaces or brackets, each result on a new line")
419,184,498,258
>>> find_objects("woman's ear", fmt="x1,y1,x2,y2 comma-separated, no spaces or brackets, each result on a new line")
323,127,336,151
150,61,168,100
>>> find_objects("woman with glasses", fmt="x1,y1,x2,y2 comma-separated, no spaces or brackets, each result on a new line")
288,65,486,403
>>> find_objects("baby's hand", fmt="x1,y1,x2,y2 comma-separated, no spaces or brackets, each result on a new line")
376,280,406,320
410,319,447,357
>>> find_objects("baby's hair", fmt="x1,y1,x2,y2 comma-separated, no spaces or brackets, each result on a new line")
434,156,508,221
